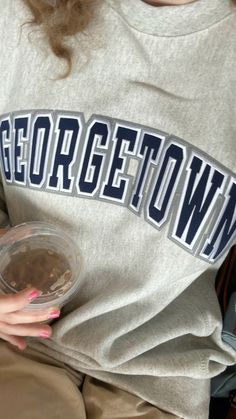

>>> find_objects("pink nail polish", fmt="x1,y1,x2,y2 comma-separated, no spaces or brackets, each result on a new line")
48,311,60,319
39,332,50,339
28,290,41,302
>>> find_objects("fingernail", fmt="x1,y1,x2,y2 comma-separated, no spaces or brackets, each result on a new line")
18,344,27,351
48,310,60,320
28,290,42,302
39,331,50,338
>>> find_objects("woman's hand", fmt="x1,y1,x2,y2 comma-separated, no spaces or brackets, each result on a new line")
0,288,60,350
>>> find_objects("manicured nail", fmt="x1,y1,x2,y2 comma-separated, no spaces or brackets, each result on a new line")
48,310,60,320
39,331,50,338
18,344,27,351
28,290,42,302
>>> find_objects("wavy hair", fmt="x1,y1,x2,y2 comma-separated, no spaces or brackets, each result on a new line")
23,0,96,77
23,0,236,77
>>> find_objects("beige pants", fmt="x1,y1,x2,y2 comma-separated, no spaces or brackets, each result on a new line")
0,341,179,419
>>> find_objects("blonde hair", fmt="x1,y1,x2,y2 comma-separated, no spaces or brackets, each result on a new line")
23,0,96,77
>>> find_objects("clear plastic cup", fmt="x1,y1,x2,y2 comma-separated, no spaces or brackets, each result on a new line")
0,222,82,310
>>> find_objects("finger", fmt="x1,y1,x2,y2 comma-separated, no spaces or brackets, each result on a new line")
0,288,42,314
1,307,60,325
0,322,52,338
0,332,27,350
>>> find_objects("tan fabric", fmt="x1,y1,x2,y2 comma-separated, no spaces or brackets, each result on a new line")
0,341,86,419
82,376,180,419
0,341,180,419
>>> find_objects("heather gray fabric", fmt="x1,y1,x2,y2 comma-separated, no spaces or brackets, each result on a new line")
0,1,235,418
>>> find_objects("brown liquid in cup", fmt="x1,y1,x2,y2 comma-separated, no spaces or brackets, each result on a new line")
2,247,73,297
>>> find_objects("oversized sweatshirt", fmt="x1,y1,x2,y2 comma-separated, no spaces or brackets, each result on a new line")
0,0,236,418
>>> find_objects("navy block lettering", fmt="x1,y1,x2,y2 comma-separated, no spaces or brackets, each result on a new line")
130,133,162,212
0,118,12,181
13,116,29,184
201,181,236,261
48,117,80,191
101,126,138,202
78,121,108,195
29,116,51,186
147,143,185,227
174,156,225,247
0,109,234,265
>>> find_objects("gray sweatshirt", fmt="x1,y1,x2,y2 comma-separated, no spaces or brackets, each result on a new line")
0,0,235,418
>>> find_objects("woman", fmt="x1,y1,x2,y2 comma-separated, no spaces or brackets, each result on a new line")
0,0,235,418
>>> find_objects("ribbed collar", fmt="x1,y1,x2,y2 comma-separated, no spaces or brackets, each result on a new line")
106,0,234,36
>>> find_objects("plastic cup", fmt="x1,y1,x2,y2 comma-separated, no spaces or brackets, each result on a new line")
0,222,82,310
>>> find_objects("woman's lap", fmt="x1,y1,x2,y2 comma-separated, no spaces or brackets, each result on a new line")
0,341,180,419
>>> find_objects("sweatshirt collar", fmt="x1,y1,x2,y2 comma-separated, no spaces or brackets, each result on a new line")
107,0,234,36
